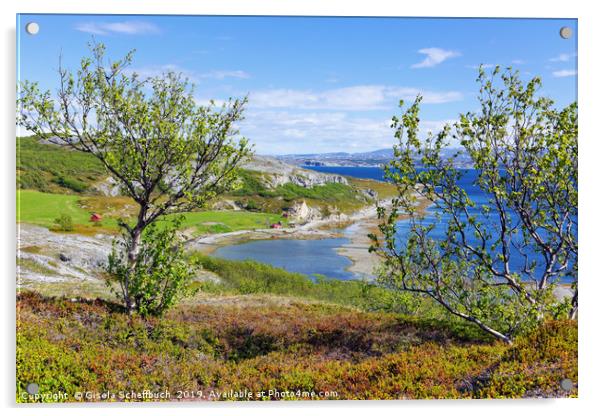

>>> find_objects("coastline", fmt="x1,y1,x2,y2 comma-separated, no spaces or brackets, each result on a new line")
185,201,386,256
188,196,432,282
337,197,432,279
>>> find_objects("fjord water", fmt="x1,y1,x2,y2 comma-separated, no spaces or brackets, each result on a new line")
213,166,575,283
305,166,387,181
212,237,356,280
212,166,392,279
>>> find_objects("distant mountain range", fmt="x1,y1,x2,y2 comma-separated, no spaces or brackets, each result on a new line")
274,148,473,168
275,148,394,167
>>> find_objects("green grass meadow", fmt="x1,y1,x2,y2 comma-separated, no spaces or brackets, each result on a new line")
17,190,118,230
17,189,284,235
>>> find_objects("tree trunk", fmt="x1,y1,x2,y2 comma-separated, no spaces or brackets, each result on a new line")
123,202,150,314
124,225,143,315
569,287,578,320
431,294,513,344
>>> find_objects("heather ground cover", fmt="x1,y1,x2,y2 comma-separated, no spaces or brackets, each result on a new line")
16,290,577,402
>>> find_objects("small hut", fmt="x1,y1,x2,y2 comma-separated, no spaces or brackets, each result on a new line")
90,213,103,223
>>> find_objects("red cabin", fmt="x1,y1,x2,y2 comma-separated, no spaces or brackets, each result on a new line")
90,213,102,222
270,223,282,229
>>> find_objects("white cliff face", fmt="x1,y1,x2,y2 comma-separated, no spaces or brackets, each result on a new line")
243,155,348,189
286,200,350,224
288,200,317,222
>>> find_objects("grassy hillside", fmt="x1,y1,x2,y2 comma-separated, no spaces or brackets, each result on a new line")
18,258,578,402
192,255,437,315
16,290,577,402
17,136,397,219
17,190,284,236
17,136,106,193
228,169,387,215
17,190,122,232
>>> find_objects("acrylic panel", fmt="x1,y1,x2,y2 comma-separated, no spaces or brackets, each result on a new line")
16,14,578,403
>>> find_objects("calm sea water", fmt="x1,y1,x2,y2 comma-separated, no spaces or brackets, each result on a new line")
212,167,390,279
212,238,356,280
213,166,576,283
305,166,387,181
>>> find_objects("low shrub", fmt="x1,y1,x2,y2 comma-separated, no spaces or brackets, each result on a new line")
53,176,89,193
194,255,430,315
53,214,74,231
106,218,198,316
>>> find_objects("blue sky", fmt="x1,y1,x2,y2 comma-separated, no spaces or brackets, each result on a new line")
17,14,577,154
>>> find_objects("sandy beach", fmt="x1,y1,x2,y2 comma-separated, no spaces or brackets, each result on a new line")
336,197,433,279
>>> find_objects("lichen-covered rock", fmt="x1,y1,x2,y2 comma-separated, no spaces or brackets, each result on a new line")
92,176,121,196
211,199,241,211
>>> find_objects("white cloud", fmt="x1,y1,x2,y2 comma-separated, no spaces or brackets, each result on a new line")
411,48,461,69
75,21,160,36
466,63,496,70
240,110,391,154
202,70,250,80
127,65,250,83
282,129,307,138
238,110,455,154
552,69,577,78
550,53,576,63
248,85,462,111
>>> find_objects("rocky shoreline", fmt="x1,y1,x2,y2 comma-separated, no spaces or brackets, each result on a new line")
16,196,411,287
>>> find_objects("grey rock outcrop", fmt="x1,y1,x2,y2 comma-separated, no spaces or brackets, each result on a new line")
92,176,122,197
243,156,348,189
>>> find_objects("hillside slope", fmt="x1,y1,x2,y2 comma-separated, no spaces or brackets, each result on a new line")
17,136,397,227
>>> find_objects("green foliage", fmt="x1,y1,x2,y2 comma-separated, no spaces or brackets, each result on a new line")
372,66,578,342
16,291,576,402
52,175,89,193
194,255,429,315
231,170,362,203
17,136,105,193
474,320,577,398
230,169,268,196
53,214,74,232
266,182,360,203
106,217,197,316
229,169,371,214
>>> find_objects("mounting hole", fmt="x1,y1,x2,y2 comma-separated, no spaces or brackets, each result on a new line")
560,378,574,391
25,382,39,394
559,26,572,39
25,22,39,35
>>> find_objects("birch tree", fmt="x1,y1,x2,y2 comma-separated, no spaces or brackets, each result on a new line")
371,67,577,343
17,43,252,313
